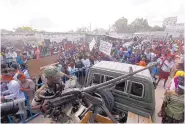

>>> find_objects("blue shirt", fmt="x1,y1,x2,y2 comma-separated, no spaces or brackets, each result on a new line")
70,68,76,76
151,66,158,75
123,51,128,58
16,56,23,65
128,49,132,57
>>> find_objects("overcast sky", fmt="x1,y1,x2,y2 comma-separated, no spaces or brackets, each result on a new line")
0,0,184,32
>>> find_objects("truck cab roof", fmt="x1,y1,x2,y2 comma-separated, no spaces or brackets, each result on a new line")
91,61,153,82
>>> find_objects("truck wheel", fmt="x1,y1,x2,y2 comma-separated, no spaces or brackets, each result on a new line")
96,89,114,112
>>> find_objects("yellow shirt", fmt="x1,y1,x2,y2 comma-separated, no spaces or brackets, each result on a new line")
174,70,185,77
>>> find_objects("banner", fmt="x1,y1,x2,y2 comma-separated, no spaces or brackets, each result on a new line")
89,38,96,51
99,40,112,56
27,55,58,78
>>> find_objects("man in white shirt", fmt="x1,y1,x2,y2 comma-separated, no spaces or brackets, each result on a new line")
156,57,174,88
81,56,90,77
81,56,90,67
1,73,25,101
1,69,26,119
145,50,151,62
161,59,174,73
5,50,13,67
145,49,156,63
150,52,156,61
9,48,17,62
94,56,101,65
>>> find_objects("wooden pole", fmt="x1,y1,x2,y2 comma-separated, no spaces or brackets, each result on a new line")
40,62,59,70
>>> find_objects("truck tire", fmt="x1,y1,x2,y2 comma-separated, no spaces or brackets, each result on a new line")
96,89,114,112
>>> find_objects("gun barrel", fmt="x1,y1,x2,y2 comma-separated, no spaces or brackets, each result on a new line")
83,62,158,93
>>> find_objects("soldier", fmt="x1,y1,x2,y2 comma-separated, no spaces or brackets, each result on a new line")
34,65,73,96
31,66,78,123
31,66,65,110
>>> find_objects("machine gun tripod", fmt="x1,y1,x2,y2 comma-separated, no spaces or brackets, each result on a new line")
79,92,117,123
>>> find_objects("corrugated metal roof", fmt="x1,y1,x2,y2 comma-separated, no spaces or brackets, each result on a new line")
91,61,152,80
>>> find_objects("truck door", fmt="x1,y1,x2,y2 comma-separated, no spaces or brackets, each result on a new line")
113,79,152,118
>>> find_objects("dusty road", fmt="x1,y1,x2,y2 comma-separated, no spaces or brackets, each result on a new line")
29,79,169,123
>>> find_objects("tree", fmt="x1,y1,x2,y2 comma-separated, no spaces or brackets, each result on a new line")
127,25,134,33
113,17,128,33
130,18,150,32
14,26,34,32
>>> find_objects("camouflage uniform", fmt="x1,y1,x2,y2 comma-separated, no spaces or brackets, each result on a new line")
31,65,64,108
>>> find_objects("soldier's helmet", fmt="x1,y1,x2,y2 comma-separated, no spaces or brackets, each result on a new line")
43,65,61,78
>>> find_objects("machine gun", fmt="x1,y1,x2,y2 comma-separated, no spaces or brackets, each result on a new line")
39,62,158,123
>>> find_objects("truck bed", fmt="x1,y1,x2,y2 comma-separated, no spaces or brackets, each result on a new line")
127,111,152,123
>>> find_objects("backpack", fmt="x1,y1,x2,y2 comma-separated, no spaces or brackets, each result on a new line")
165,94,184,120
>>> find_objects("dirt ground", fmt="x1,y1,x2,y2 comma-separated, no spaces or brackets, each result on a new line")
29,79,169,123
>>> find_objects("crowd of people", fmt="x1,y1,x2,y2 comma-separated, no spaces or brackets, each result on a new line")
1,36,184,123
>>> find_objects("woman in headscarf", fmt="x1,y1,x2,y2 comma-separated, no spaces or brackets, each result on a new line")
168,76,184,91
174,63,185,78
158,80,184,123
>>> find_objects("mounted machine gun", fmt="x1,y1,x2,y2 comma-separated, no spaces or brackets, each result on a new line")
39,62,159,123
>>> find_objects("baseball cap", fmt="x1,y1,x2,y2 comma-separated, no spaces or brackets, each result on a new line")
43,66,61,77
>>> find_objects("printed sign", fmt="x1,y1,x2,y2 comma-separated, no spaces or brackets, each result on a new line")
89,38,96,51
99,40,112,56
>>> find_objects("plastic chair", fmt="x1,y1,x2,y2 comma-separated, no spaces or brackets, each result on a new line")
24,93,33,117
7,92,41,123
7,98,25,123
23,93,40,123
7,115,13,123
